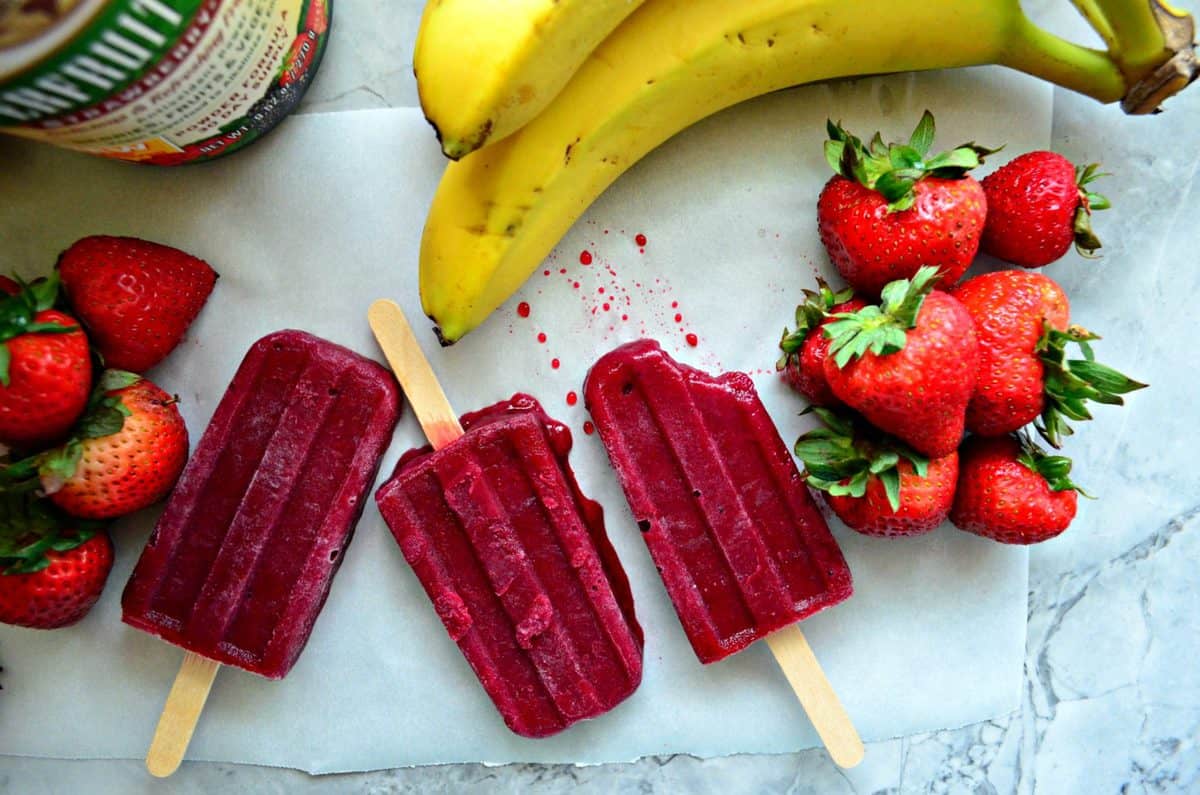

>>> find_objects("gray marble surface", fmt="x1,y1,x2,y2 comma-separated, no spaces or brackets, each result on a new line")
4,1,1200,792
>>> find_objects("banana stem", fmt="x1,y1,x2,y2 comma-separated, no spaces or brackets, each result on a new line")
1069,0,1120,51
999,13,1127,103
1093,0,1173,74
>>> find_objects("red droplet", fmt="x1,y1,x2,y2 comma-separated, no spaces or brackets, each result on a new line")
537,332,547,344
635,233,647,247
685,333,699,347
674,313,682,323
573,281,580,289
603,303,611,311
621,314,628,321
598,287,605,294
551,358,560,370
579,250,593,266
559,268,567,274
566,391,578,406
517,302,531,318
583,421,595,436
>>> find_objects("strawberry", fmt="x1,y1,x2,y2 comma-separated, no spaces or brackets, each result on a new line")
0,277,18,295
794,408,957,537
777,280,865,406
44,374,188,520
817,111,993,297
950,433,1083,545
58,236,218,373
981,152,1110,268
0,494,113,629
0,275,92,451
951,270,1144,443
822,266,978,458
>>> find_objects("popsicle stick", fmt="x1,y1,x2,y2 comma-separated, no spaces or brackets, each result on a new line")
145,652,221,777
368,299,464,449
766,625,864,768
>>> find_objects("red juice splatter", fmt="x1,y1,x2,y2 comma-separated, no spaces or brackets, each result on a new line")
580,250,593,266
635,233,647,247
671,300,678,308
566,391,578,406
685,333,699,347
551,358,560,370
603,303,611,311
537,332,547,344
621,314,628,321
674,313,682,323
559,268,567,274
583,421,595,435
598,287,605,294
573,281,580,289
543,270,550,276
517,302,531,318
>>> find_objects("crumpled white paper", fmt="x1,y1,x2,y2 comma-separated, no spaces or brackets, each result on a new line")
0,67,1046,772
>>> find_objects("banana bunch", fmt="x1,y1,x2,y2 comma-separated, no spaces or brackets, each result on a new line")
416,0,1198,344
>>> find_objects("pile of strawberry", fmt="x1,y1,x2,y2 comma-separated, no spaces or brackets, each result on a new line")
0,237,216,629
779,112,1144,544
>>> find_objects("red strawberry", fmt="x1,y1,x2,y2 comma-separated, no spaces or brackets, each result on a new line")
0,276,92,451
0,277,18,296
981,152,1110,268
817,111,993,297
777,281,865,406
45,374,188,520
822,267,978,458
0,520,113,630
794,408,957,537
58,236,218,373
952,270,1145,446
951,434,1082,544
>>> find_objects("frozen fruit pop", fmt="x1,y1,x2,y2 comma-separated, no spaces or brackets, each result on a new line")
584,339,852,661
368,300,643,739
124,329,402,776
584,339,862,767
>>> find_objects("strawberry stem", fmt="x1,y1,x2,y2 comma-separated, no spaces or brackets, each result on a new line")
795,407,929,511
824,266,941,368
777,279,855,370
1036,324,1148,447
1016,431,1092,496
825,112,998,212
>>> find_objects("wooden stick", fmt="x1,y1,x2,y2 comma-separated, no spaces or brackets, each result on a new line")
766,626,864,768
145,652,221,777
368,299,464,449
370,298,863,768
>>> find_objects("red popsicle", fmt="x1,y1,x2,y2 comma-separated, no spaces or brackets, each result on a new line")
124,329,402,775
584,339,863,767
584,339,852,662
369,300,643,739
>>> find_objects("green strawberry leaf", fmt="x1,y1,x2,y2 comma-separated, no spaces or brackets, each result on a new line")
1016,432,1092,496
98,369,141,393
77,406,126,439
28,273,61,312
37,441,82,483
908,110,936,156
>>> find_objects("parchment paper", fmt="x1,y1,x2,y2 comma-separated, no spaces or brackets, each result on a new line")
0,67,1045,772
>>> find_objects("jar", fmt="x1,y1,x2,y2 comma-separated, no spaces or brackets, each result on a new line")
0,0,330,164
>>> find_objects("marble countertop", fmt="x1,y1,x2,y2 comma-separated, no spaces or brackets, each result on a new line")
5,1,1199,792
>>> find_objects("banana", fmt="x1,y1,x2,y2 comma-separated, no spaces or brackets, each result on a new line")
415,0,648,159
420,0,1197,344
